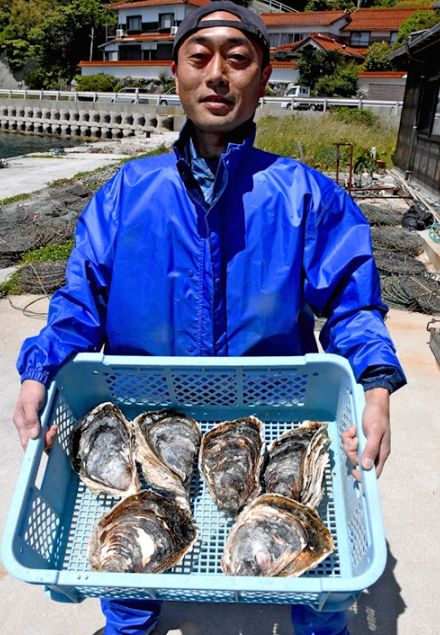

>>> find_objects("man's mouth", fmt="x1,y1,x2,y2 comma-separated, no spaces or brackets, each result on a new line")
201,95,235,106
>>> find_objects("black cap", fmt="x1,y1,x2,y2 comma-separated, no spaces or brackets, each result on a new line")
172,1,270,67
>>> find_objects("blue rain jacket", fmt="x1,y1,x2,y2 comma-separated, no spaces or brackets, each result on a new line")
17,128,404,385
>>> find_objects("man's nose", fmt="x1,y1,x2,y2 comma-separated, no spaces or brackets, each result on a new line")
206,53,228,87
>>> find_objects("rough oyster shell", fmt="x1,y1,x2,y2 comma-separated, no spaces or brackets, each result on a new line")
263,421,330,508
89,490,197,573
199,416,265,515
134,409,201,500
69,402,139,497
221,493,334,577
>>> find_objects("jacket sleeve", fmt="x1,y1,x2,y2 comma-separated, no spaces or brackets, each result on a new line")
16,169,123,385
303,177,406,386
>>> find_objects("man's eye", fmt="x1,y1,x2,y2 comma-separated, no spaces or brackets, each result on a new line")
190,52,208,61
229,54,249,63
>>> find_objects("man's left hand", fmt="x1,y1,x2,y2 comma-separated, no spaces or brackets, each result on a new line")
342,387,390,481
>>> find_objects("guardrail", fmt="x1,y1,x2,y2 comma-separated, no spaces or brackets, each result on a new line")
0,89,403,112
260,96,403,112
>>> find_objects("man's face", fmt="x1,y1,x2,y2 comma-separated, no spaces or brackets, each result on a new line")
172,11,271,134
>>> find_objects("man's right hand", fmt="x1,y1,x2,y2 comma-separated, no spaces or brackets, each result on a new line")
13,380,55,451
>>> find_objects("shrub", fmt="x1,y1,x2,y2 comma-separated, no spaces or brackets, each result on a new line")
75,73,119,92
331,107,379,127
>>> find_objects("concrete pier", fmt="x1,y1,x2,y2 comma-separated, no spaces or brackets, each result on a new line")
0,99,185,141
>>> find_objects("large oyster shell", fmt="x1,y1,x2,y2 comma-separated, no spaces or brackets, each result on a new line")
221,493,334,577
263,421,330,508
199,416,265,515
69,402,139,497
89,490,197,573
134,409,201,500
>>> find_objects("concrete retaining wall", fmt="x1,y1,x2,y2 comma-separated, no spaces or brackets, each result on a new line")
0,99,186,140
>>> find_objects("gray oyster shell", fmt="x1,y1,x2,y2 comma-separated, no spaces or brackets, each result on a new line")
199,416,265,515
221,493,334,577
263,421,330,508
89,490,197,573
134,410,201,500
69,402,139,497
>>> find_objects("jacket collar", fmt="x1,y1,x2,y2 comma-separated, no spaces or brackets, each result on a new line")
173,119,256,171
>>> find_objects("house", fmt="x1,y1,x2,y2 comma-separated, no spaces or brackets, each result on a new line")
261,10,351,49
272,32,367,61
390,21,440,196
80,0,211,80
342,6,434,49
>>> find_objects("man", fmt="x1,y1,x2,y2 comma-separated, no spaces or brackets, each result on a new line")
13,2,405,634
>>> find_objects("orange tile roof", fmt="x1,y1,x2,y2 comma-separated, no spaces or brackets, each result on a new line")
262,10,349,27
114,32,173,41
108,0,208,9
358,71,407,78
343,7,434,31
274,33,366,59
79,60,173,67
271,60,298,68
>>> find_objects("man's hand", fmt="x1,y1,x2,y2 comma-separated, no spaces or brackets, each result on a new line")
342,387,390,481
13,380,56,451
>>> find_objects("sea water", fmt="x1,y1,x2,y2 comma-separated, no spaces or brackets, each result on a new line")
0,131,79,160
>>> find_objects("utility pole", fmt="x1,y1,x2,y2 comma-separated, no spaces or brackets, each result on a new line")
89,26,95,61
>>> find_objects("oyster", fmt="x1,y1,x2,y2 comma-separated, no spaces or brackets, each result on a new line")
134,410,201,499
263,421,330,508
221,493,334,577
199,416,265,515
89,490,197,573
69,402,139,497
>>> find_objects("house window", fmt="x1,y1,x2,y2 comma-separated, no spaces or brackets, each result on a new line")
281,33,294,46
127,15,142,33
269,33,281,47
431,85,440,136
418,77,440,137
119,45,142,61
294,33,305,42
159,13,174,30
389,31,398,45
351,32,370,46
105,51,118,61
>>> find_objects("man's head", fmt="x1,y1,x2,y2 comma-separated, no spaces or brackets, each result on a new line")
171,2,272,144
172,1,271,68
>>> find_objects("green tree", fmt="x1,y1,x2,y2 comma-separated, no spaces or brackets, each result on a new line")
298,47,344,89
315,63,358,97
393,10,440,48
29,0,114,87
362,42,393,71
304,0,355,10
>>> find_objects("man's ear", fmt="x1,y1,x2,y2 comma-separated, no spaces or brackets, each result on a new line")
171,61,178,92
259,64,272,97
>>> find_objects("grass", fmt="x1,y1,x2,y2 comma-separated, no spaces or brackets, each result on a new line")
255,111,398,172
21,241,74,264
0,192,33,205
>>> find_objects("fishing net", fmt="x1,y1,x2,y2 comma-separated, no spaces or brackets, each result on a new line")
374,249,427,277
381,274,440,315
15,261,67,295
0,205,73,267
359,202,403,227
370,226,425,257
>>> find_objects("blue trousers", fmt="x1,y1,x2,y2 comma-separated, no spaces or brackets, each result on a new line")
100,598,349,635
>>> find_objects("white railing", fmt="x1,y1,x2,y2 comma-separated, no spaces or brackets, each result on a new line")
0,88,403,111
260,96,403,112
254,0,297,13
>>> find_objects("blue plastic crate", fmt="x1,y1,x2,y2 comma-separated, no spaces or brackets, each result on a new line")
1,353,386,611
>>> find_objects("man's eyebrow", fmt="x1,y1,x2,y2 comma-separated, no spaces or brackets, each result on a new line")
185,34,252,47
